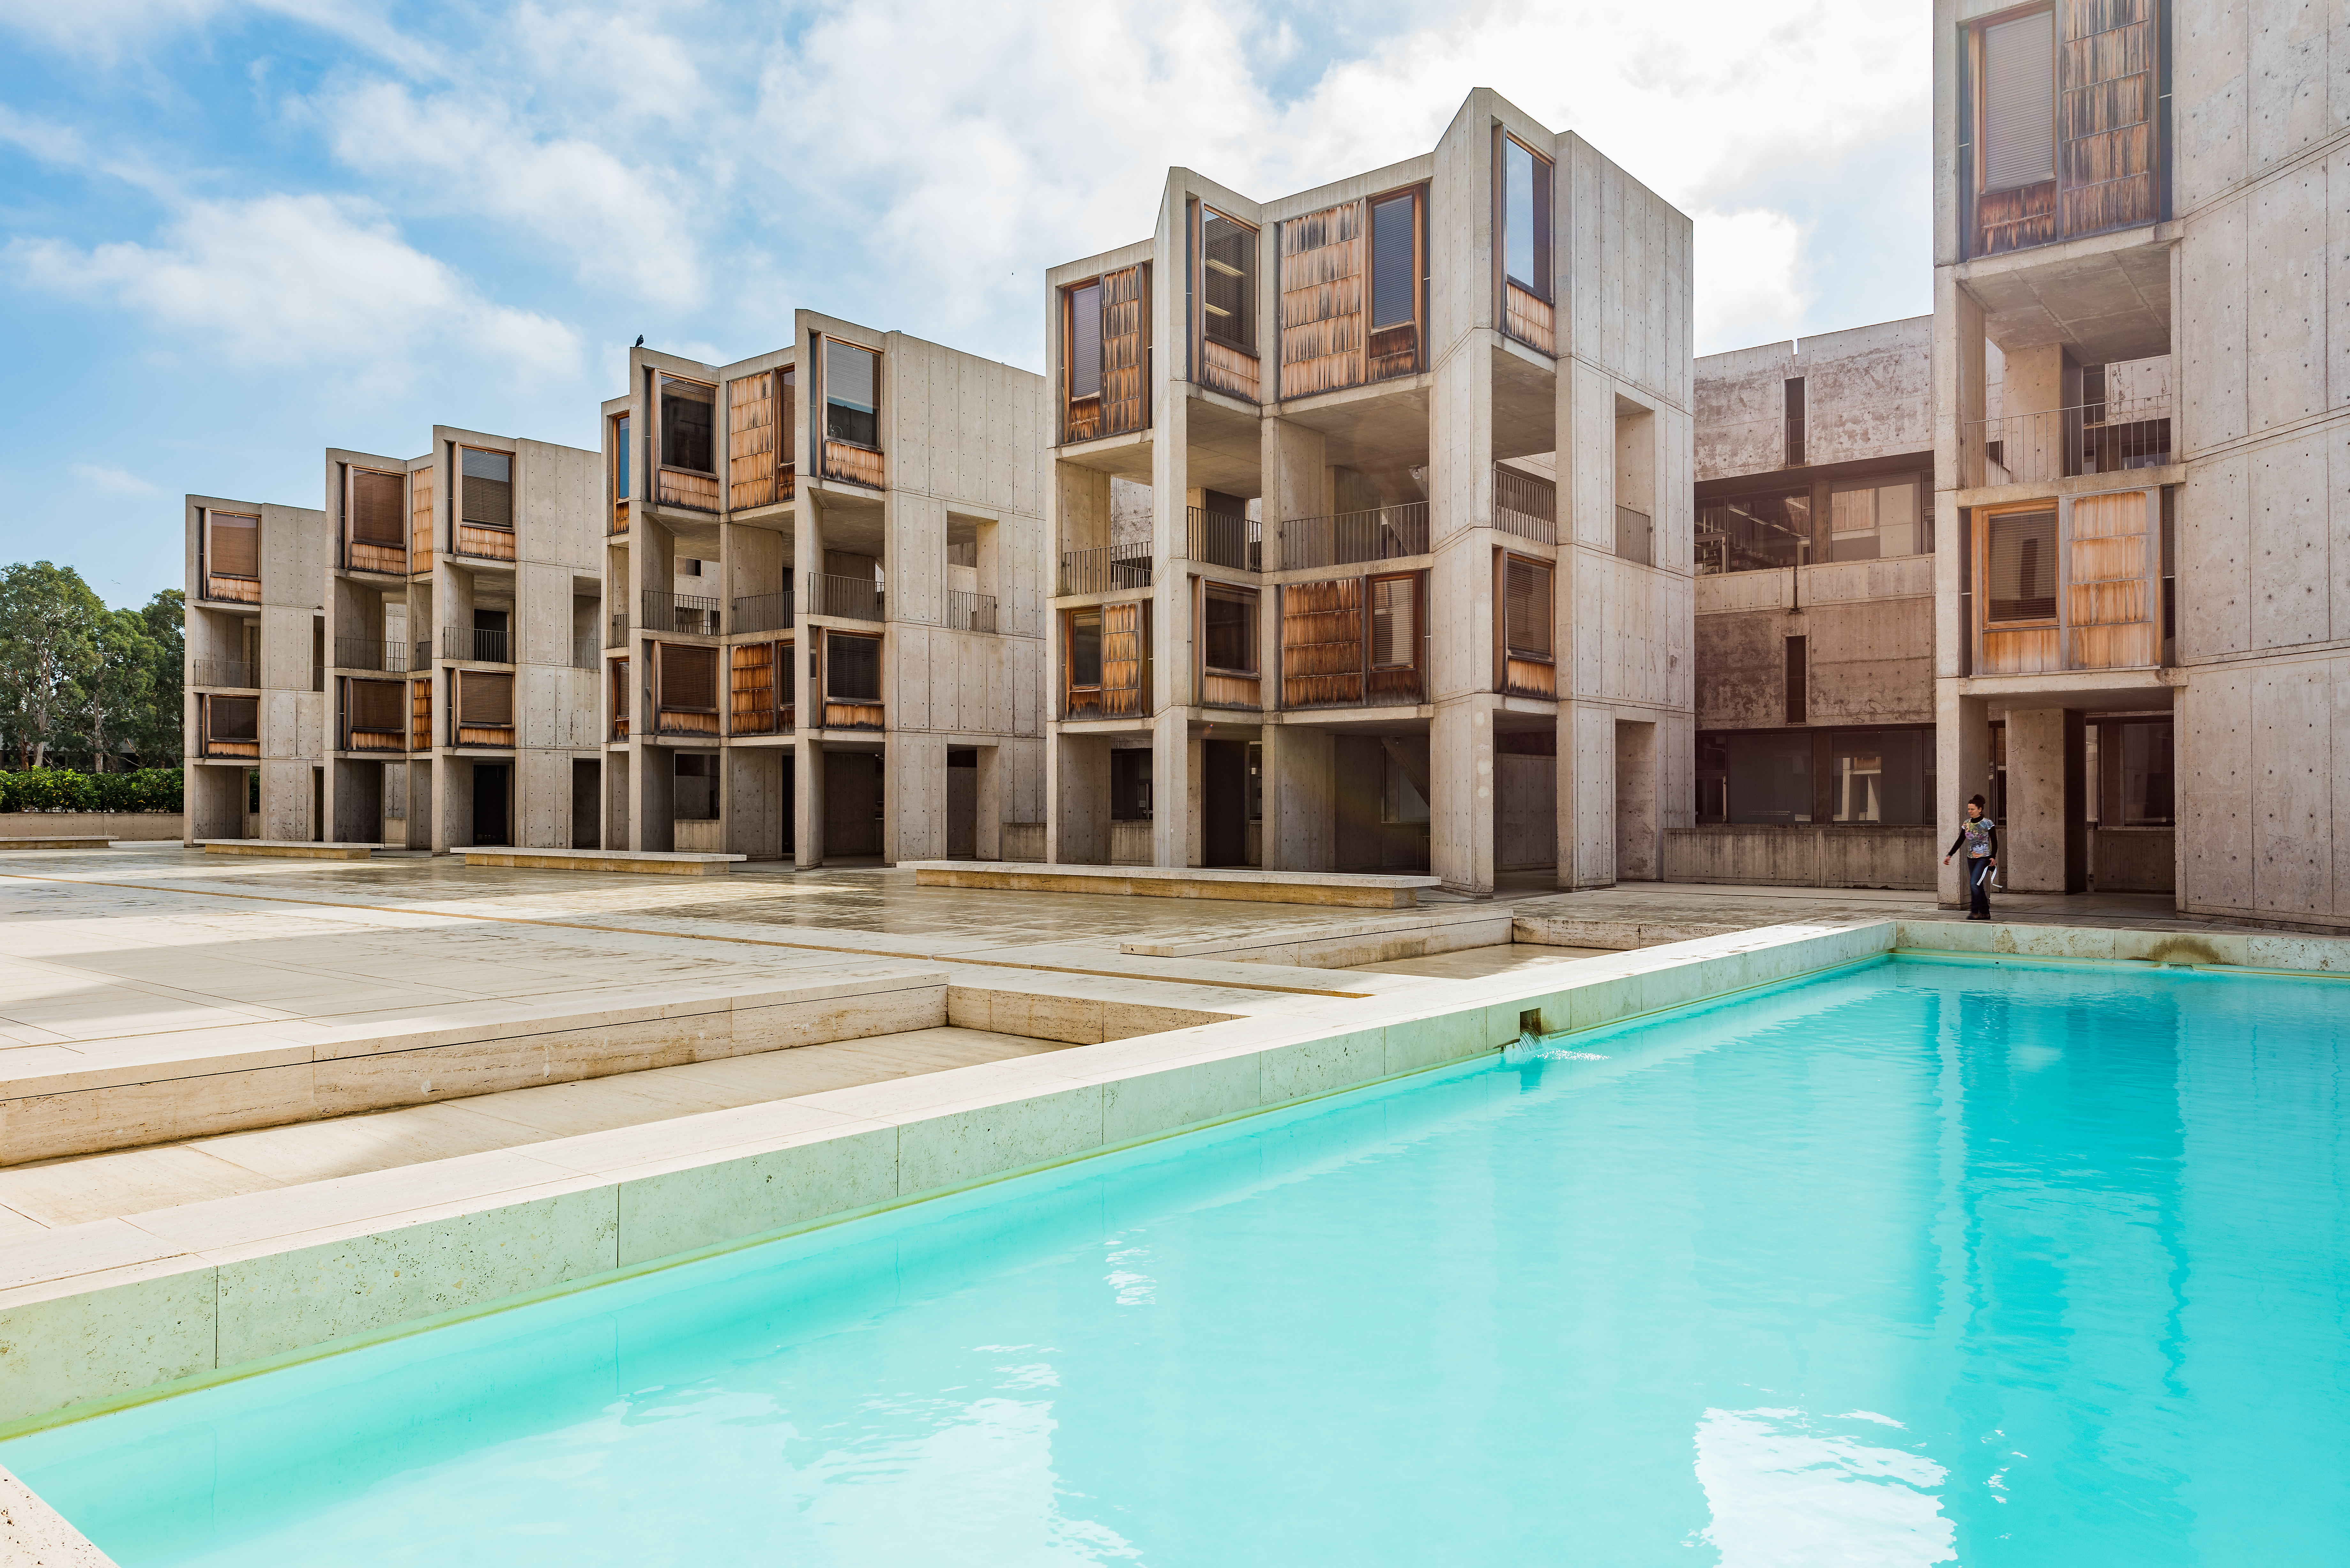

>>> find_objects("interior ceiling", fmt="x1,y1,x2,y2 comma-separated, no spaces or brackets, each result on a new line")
1490,351,1557,461
1971,241,2172,364
1184,396,1264,496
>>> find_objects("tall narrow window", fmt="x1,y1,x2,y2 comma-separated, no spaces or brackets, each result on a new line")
1068,281,1103,400
1785,637,1808,725
824,341,880,447
1501,136,1552,297
660,378,715,472
612,413,632,500
1371,575,1418,668
461,449,513,528
1200,208,1255,353
1981,10,2056,192
779,368,796,471
1504,557,1552,659
1986,508,2058,621
1069,610,1103,688
1371,192,1417,330
1784,378,1806,467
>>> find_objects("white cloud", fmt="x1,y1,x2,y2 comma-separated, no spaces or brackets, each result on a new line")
0,0,434,71
70,463,159,494
1694,209,1812,354
9,193,580,384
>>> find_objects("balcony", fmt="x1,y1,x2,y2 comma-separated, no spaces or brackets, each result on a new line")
732,589,795,636
442,627,512,664
641,591,722,636
1494,466,1556,546
944,591,997,634
1962,395,2172,489
1058,543,1152,596
1279,502,1429,572
191,657,255,689
333,637,412,673
1185,507,1260,573
807,573,883,622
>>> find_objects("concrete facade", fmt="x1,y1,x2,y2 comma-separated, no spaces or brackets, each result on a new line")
1043,87,1694,897
181,495,325,844
1932,0,2347,929
603,322,1046,865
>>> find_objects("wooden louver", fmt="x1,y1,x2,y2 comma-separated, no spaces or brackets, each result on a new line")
1100,601,1145,717
1281,577,1364,707
728,373,783,510
659,643,719,712
411,678,433,751
208,511,260,578
1064,267,1148,443
348,679,405,731
458,671,514,727
1505,557,1553,659
410,469,436,569
1971,0,2158,257
351,469,405,544
1278,189,1421,399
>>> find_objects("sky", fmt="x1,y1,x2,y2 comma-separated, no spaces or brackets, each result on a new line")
0,0,1930,609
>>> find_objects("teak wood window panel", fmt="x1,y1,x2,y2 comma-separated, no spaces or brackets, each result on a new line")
609,658,630,740
1277,571,1424,709
820,629,884,730
453,670,515,747
1277,185,1427,399
1063,602,1148,720
455,447,519,560
203,510,262,603
1061,266,1151,444
1975,502,2063,677
201,693,260,758
729,639,794,735
411,677,433,752
410,469,436,569
1498,552,1557,699
1497,131,1556,356
1193,202,1261,402
345,466,407,574
726,370,794,511
815,338,885,489
1965,0,2163,258
653,642,721,736
342,677,408,752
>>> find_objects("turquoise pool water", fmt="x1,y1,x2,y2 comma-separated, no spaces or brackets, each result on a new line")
8,955,2347,1565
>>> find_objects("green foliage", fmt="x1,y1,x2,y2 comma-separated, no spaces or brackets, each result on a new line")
0,766,182,813
0,564,183,770
1,767,98,812
91,768,184,813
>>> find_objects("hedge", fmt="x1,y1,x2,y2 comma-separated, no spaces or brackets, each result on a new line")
0,767,183,813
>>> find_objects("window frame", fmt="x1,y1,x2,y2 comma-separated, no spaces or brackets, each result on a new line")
821,339,882,453
1979,502,2061,626
611,411,633,502
1066,608,1104,691
1201,584,1260,678
657,376,717,476
458,446,517,533
1501,552,1555,662
824,629,883,703
1497,131,1555,304
1197,205,1258,357
1065,277,1105,406
204,509,262,585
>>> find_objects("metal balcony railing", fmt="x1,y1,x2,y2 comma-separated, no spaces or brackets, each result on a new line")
414,639,431,671
945,590,997,633
1494,466,1557,545
732,589,795,635
1186,507,1261,572
572,636,600,671
640,591,722,636
1058,543,1153,595
807,573,883,622
609,613,628,649
442,627,512,663
1963,394,2173,488
333,637,411,673
191,657,256,688
1280,502,1430,571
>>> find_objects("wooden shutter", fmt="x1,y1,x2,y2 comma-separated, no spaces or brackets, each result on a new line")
660,643,719,712
350,679,405,730
351,469,405,543
460,449,513,529
2059,0,2156,236
1069,282,1103,401
1982,11,2056,191
1101,265,1148,437
1370,575,1417,668
1279,201,1365,398
730,641,775,733
459,671,514,726
1280,577,1364,707
728,374,778,509
1987,509,2058,621
1505,557,1553,658
410,469,436,567
412,678,433,750
1101,600,1146,717
208,512,259,577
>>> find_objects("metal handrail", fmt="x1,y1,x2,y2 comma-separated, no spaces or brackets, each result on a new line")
732,589,795,635
1280,502,1430,570
1494,466,1556,545
1186,507,1261,572
442,627,512,663
1963,393,2172,487
807,573,883,622
414,639,431,671
190,657,256,688
945,590,997,633
640,590,722,636
333,637,410,673
1058,543,1153,595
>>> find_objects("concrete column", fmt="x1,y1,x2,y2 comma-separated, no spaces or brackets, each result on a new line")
793,735,823,867
889,731,944,863
975,744,1002,861
1263,721,1334,871
1261,416,1327,576
1431,699,1497,893
1149,371,1194,867
1935,689,1992,906
2005,706,2086,893
1049,731,1108,863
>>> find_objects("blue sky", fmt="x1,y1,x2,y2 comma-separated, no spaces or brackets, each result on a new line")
0,0,1929,608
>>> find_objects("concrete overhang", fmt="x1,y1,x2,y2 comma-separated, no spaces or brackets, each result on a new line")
1955,668,2176,712
1182,392,1265,495
1957,224,2175,363
1054,429,1154,480
1953,465,2184,510
1272,705,1433,733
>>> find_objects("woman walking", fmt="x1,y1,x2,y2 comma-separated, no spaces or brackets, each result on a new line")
1943,794,1999,921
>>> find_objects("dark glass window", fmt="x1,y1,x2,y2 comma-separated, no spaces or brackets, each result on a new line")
1987,509,2058,620
1200,208,1255,353
1111,748,1152,821
674,753,717,820
1714,730,1814,825
659,378,714,473
1830,728,1936,825
1501,137,1551,297
2121,720,2174,825
1069,611,1103,687
1203,590,1256,674
826,633,880,701
1696,486,1813,575
1068,282,1102,400
613,413,631,499
460,448,513,528
825,341,879,448
1371,193,1416,330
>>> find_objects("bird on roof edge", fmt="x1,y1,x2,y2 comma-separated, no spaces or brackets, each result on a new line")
633,335,645,348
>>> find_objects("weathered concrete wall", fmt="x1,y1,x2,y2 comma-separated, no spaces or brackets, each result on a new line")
2093,826,2174,894
1663,825,1934,889
1695,557,1935,729
1695,317,1931,483
0,812,185,841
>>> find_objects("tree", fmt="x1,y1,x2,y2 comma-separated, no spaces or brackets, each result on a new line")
0,562,104,770
87,608,161,773
128,590,184,766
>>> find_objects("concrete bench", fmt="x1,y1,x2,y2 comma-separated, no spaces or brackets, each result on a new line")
200,840,378,860
0,835,116,850
903,860,1441,909
462,847,747,876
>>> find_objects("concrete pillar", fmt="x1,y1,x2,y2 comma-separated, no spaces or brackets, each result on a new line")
793,735,823,867
1263,722,1335,871
890,731,945,863
2005,707,2086,893
1048,731,1109,864
1935,689,1993,906
974,744,1002,860
1613,720,1658,879
1261,416,1327,575
1431,699,1497,893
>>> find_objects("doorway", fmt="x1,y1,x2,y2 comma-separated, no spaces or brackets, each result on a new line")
572,759,600,848
947,748,978,860
1202,739,1248,867
473,763,510,848
1613,721,1657,881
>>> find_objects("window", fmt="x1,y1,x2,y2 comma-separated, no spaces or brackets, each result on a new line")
824,340,879,448
350,469,404,545
348,679,404,732
1501,135,1552,298
460,449,513,529
206,694,259,742
1981,10,2056,192
1697,486,1812,575
1784,377,1806,466
1830,728,1936,825
458,671,513,726
1703,730,1813,825
1203,587,1257,674
1067,281,1103,401
1504,556,1552,659
674,753,717,820
1828,478,1921,561
1986,508,2058,621
1785,636,1807,725
2120,720,2173,825
1370,575,1417,668
659,377,714,473
612,413,631,500
827,632,881,701
1200,208,1255,353
1370,192,1417,330
1383,747,1430,824
207,510,260,579
1111,749,1152,821
1068,610,1103,688
660,644,718,712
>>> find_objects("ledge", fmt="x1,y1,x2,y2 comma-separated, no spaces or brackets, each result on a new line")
904,860,1440,908
198,841,378,860
459,848,747,876
0,837,116,851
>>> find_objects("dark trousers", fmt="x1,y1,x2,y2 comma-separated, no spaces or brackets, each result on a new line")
1968,857,1992,918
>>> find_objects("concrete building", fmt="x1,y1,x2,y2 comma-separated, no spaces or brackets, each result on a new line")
602,321,1046,864
1933,0,2348,928
320,431,605,853
182,496,326,842
1687,317,1939,888
1042,87,1694,896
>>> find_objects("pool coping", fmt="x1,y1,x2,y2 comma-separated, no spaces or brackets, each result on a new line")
5,913,2347,1446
